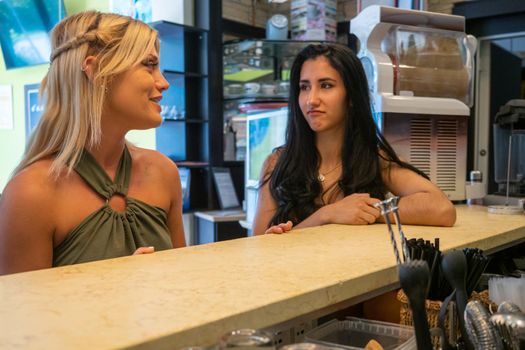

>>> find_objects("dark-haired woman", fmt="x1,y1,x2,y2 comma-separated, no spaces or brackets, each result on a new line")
252,43,456,235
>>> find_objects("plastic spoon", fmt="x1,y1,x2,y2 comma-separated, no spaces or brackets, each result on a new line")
398,260,433,350
441,250,473,350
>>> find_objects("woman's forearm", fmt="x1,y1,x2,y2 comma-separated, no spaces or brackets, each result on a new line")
294,206,331,229
392,192,456,227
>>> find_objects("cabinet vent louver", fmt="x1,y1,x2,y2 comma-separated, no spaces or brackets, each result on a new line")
436,119,458,192
409,118,432,177
384,114,467,201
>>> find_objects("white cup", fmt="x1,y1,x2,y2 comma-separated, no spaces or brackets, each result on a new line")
243,82,260,95
261,84,275,95
227,84,243,95
277,81,290,95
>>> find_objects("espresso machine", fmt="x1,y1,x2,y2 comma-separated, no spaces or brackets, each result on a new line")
485,99,525,212
350,6,477,201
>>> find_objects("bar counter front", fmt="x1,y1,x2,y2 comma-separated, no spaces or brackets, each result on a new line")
0,205,524,349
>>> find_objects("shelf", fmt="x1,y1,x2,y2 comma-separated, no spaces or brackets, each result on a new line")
162,118,209,123
223,160,244,167
182,207,213,214
157,110,209,162
164,70,208,78
223,39,323,216
151,1,223,214
150,20,208,35
224,96,288,102
223,69,273,82
156,23,208,75
174,161,209,168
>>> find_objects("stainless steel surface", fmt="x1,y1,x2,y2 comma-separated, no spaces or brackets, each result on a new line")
498,301,522,314
506,134,513,205
374,196,410,264
464,300,503,350
490,313,525,350
487,205,524,215
483,194,525,208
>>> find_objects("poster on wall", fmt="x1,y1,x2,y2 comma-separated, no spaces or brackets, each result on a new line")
110,0,193,25
0,0,66,70
0,85,13,130
110,0,152,22
24,83,45,138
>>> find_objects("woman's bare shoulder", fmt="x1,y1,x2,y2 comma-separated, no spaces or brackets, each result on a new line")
263,147,284,171
127,146,179,177
3,159,60,205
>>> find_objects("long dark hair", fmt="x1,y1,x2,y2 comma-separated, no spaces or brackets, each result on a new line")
265,43,427,226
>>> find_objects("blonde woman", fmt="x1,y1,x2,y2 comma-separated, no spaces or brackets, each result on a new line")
0,11,186,275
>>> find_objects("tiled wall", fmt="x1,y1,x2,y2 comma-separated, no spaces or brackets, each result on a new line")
222,0,464,28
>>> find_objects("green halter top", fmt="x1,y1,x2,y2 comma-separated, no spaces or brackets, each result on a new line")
53,147,173,267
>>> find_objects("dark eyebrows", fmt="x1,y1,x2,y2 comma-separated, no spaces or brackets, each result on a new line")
299,77,337,83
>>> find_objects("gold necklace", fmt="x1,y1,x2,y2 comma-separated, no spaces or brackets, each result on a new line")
318,163,342,182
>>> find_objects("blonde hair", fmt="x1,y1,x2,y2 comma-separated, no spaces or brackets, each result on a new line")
15,11,159,177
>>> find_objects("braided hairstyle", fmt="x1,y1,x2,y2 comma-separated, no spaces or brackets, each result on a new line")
14,11,159,178
49,13,102,62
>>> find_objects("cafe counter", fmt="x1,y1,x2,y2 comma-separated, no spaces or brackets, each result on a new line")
0,205,524,349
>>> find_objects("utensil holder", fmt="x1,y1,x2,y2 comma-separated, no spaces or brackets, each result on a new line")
397,289,496,348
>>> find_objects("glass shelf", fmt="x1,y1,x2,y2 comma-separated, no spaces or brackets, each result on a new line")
222,39,319,162
163,69,208,78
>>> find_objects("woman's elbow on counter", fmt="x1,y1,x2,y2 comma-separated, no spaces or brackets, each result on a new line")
438,201,457,227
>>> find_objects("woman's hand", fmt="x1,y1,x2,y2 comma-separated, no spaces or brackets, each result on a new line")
133,246,155,255
265,220,293,234
322,193,381,225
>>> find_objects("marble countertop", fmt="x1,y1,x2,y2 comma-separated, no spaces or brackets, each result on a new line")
0,205,524,349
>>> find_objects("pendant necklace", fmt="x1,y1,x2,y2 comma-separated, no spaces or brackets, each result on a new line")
318,163,342,182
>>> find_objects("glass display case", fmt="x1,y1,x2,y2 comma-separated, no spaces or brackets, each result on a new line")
223,39,320,161
381,25,475,106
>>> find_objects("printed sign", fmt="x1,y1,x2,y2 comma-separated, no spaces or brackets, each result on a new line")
24,83,45,138
0,85,13,130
